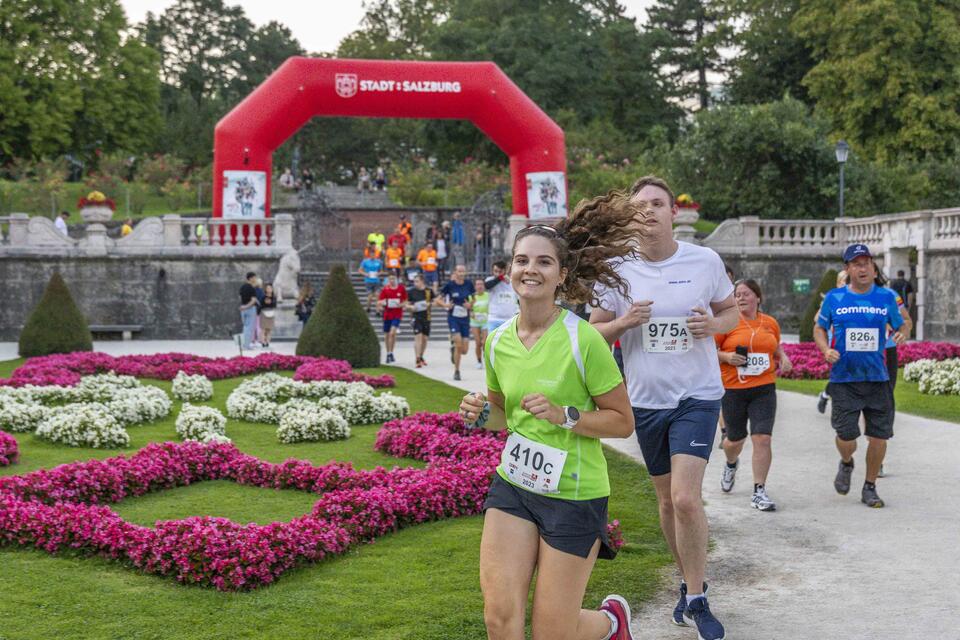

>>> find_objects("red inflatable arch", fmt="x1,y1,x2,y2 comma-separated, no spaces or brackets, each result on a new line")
213,57,567,221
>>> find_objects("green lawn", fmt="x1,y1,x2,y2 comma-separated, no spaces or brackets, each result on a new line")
777,371,960,425
0,360,671,640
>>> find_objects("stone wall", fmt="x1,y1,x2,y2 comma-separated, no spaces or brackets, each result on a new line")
0,255,285,341
923,251,960,340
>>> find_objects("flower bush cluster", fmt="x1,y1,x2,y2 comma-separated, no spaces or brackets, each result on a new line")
35,403,130,448
171,372,214,402
0,413,502,591
780,341,960,380
0,431,18,466
903,358,960,395
276,407,350,444
226,373,409,432
0,352,394,388
175,404,229,443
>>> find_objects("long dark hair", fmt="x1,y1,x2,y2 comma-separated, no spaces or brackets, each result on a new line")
511,190,650,305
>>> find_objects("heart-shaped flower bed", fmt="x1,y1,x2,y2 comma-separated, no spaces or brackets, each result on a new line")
0,412,503,590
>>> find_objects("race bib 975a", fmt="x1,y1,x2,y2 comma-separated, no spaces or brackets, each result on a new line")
641,317,691,353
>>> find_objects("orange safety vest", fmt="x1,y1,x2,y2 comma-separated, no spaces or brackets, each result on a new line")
364,246,382,260
386,247,403,269
418,248,438,271
398,221,412,240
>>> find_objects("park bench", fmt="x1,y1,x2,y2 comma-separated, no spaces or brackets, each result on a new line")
89,324,143,341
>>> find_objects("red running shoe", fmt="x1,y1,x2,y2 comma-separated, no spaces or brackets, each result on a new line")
599,594,634,640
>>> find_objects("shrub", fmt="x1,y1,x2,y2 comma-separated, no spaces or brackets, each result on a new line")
175,403,228,442
18,272,93,357
296,265,380,367
798,268,838,343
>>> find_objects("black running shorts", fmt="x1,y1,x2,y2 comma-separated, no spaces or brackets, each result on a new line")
827,381,895,441
721,383,777,441
412,317,431,336
483,475,616,560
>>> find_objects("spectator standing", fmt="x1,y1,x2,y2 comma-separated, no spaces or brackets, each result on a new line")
239,272,259,350
279,168,295,190
451,212,466,266
300,168,315,192
416,241,440,293
436,230,449,282
889,270,915,310
252,277,266,348
375,165,387,190
357,167,371,192
259,284,278,348
120,218,134,237
473,228,489,273
55,211,70,237
377,273,407,364
359,252,384,311
296,283,316,327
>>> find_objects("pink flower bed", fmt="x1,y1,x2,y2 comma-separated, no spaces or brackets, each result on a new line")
0,352,394,388
0,412,496,590
781,341,960,379
0,431,18,466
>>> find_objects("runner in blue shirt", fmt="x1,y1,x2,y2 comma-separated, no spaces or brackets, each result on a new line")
440,264,475,381
814,244,905,508
359,255,383,312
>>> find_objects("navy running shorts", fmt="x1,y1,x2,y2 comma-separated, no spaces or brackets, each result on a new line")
382,317,401,333
632,397,721,476
448,316,471,338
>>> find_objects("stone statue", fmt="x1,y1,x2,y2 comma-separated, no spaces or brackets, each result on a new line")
273,248,301,301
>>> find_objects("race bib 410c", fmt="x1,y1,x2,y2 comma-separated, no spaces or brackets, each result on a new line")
500,432,567,495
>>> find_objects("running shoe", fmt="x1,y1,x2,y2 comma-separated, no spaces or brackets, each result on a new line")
861,483,885,508
415,359,422,368
385,353,394,364
683,597,725,640
453,370,461,381
817,391,829,414
672,582,708,626
474,360,483,369
720,459,738,493
751,487,777,511
834,459,854,495
420,358,427,366
599,594,634,640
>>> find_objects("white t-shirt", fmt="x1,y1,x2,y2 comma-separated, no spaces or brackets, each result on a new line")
595,242,734,409
55,216,69,236
487,278,519,322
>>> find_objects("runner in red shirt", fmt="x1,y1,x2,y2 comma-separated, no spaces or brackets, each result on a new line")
377,272,407,364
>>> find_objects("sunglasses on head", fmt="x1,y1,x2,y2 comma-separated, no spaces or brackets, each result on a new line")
517,224,560,236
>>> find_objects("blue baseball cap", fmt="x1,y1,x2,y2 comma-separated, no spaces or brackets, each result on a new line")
842,243,872,263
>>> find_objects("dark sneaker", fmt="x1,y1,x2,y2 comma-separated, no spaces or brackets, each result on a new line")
673,582,708,626
817,391,829,414
453,370,461,381
861,483,885,508
834,460,854,495
599,594,634,640
683,597,725,640
385,353,394,364
720,459,738,493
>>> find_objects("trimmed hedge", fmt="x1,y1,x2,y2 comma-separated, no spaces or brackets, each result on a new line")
799,268,839,342
18,272,93,357
296,265,380,367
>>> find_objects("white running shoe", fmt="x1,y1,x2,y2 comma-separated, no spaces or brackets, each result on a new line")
751,487,777,511
474,361,483,369
720,459,738,493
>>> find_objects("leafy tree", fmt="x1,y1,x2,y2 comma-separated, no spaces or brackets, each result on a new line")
296,266,380,367
724,0,814,105
646,0,730,110
225,21,304,104
794,0,960,162
19,272,93,357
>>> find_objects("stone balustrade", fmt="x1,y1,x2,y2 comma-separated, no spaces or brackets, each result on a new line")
0,213,294,256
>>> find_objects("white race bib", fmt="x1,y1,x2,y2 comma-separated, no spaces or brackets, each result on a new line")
846,328,879,352
452,305,469,318
641,317,692,353
739,352,770,376
426,257,436,265
501,432,567,495
413,300,428,312
367,271,378,279
387,298,400,309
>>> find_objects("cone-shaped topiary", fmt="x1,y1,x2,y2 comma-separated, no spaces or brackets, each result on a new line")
296,264,380,367
19,271,93,357
799,268,839,342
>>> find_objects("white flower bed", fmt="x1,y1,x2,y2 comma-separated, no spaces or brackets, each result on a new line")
171,372,214,402
104,386,173,426
276,406,350,443
35,402,130,448
911,359,960,395
175,403,228,442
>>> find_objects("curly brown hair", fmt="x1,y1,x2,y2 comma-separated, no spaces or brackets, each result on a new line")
512,190,651,306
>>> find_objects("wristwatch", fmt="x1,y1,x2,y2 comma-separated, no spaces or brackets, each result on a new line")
561,406,581,430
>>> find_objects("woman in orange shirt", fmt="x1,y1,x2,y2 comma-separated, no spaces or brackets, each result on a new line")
714,279,792,511
385,242,404,278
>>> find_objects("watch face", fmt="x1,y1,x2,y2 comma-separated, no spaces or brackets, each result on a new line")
567,406,581,421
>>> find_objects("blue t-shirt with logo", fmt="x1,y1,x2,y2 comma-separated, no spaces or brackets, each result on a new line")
883,287,905,349
360,258,383,284
441,280,475,317
817,285,903,383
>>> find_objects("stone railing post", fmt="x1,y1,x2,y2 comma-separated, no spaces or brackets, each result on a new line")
7,213,29,246
739,216,761,249
673,207,699,243
163,214,183,247
273,214,294,249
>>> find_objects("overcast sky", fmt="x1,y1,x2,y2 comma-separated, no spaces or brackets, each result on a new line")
121,0,656,54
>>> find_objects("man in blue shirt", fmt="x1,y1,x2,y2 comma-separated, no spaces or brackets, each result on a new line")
440,264,475,381
358,254,384,312
814,244,905,508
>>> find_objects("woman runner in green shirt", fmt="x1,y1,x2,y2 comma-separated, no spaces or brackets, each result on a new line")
470,277,490,369
459,191,649,640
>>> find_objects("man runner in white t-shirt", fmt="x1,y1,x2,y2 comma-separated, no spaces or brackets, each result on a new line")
484,259,519,332
591,176,737,640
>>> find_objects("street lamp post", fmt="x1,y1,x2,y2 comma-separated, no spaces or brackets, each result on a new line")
835,140,850,218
